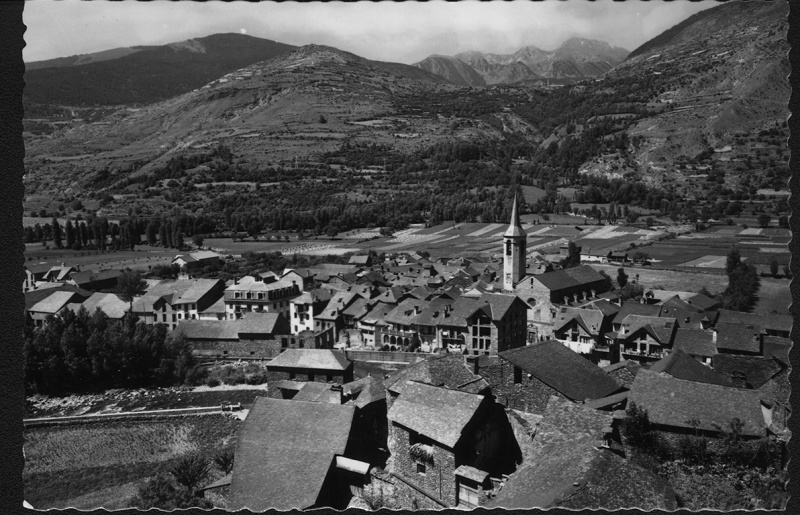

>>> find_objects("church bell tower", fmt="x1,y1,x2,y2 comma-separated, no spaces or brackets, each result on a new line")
503,193,527,290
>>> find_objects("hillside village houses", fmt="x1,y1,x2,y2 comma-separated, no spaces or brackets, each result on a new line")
22,203,792,510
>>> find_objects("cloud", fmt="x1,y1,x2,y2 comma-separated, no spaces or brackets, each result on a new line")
23,0,717,63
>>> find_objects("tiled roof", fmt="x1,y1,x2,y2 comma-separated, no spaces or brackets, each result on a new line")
672,328,717,358
29,291,82,314
225,276,297,292
174,279,223,304
70,292,129,319
712,354,786,389
500,341,620,401
267,349,351,371
647,349,733,386
199,296,226,314
384,354,488,395
25,284,91,310
714,323,761,354
229,397,354,511
628,369,766,436
25,262,54,274
387,381,485,448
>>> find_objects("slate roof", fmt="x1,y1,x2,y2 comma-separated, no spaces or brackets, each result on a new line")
359,302,394,326
612,301,662,325
69,269,123,286
293,382,341,404
647,349,733,386
342,297,371,320
500,340,620,401
229,397,355,511
238,312,284,334
480,293,526,320
504,194,525,238
685,293,721,311
533,265,606,292
552,307,606,336
343,375,386,408
486,397,615,509
175,320,241,341
672,328,717,358
717,310,792,334
715,322,762,354
660,295,704,314
712,354,787,389
616,315,676,344
225,276,297,292
762,336,791,364
628,369,766,436
348,255,371,265
384,353,488,395
267,349,351,371
131,279,201,313
387,381,485,448
26,262,54,275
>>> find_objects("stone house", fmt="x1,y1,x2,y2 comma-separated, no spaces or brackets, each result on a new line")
289,288,333,335
265,348,354,399
476,340,622,414
228,397,368,511
386,381,519,508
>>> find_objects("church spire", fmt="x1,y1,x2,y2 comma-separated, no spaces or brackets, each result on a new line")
504,193,525,238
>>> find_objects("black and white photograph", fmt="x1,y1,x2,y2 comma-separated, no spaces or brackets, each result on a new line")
15,0,792,511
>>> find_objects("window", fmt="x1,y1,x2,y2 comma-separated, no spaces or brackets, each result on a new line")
514,366,522,384
162,314,167,322
417,462,426,475
172,314,176,322
289,372,296,379
308,374,315,381
235,292,241,299
327,374,333,382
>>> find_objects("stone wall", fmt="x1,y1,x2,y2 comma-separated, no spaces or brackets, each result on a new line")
388,421,457,506
190,338,282,359
477,356,566,414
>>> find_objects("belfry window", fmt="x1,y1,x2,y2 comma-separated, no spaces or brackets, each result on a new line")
506,241,512,256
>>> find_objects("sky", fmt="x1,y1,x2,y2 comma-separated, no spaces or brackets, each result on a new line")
23,0,719,64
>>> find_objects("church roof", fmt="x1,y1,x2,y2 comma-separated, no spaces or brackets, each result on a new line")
504,193,526,238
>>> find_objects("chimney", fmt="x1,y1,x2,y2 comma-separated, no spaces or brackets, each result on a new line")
564,296,570,305
591,289,596,298
329,383,343,404
712,328,717,343
234,277,239,285
685,316,690,324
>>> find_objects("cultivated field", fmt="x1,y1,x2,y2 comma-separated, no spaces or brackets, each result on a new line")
24,244,178,272
24,414,240,509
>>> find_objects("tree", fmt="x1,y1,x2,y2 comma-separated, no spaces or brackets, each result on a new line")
65,220,75,249
132,473,208,510
213,448,235,475
52,217,63,248
770,258,779,278
170,454,211,492
617,268,628,288
777,216,789,229
193,234,204,248
725,245,741,275
116,269,148,313
757,214,771,228
560,241,582,269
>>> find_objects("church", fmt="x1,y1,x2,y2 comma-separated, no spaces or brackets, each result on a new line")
500,195,611,340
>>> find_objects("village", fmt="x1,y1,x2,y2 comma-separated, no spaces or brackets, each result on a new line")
22,195,792,510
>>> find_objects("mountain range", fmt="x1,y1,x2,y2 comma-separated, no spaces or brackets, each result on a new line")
22,0,789,203
414,38,630,87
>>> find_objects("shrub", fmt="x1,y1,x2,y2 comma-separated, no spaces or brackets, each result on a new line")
170,454,211,492
213,448,235,475
206,378,220,388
